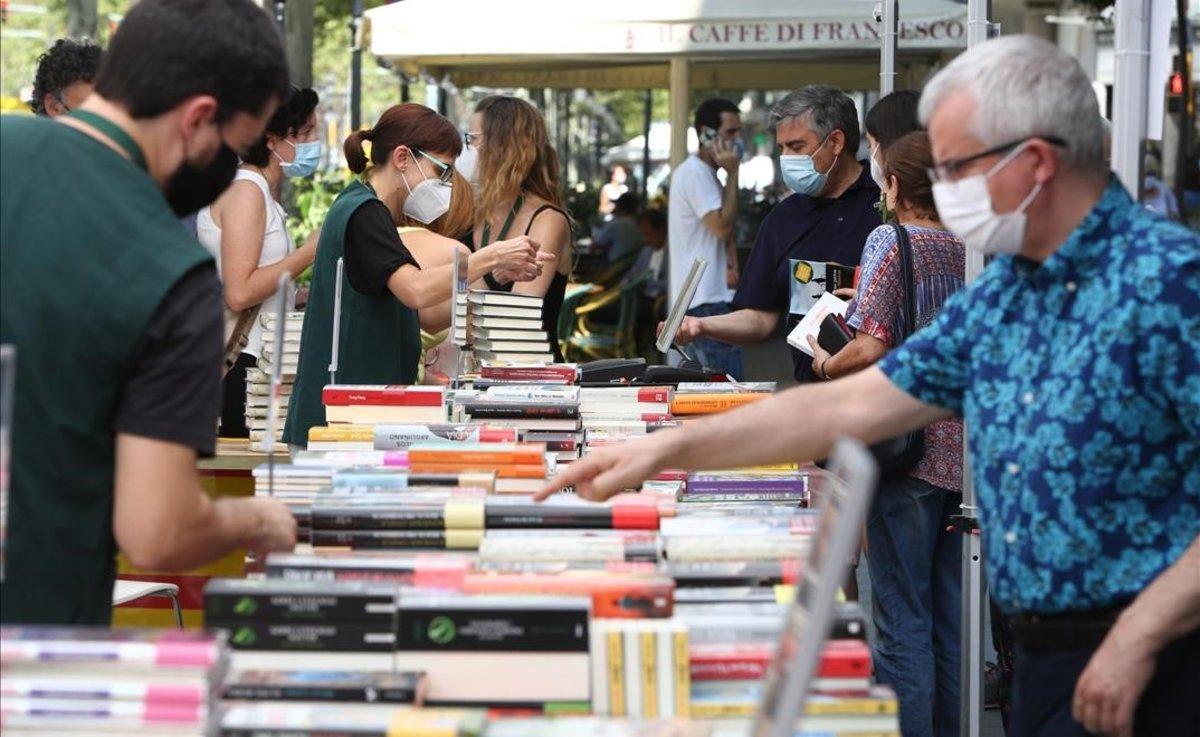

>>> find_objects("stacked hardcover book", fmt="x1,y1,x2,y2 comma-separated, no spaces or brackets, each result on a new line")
245,311,303,451
579,386,679,439
464,290,553,365
407,441,550,494
0,627,227,735
204,578,399,673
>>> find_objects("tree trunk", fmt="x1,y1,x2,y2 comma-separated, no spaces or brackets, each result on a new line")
284,0,316,89
66,0,98,39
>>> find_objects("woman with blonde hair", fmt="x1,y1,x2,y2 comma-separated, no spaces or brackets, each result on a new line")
467,95,573,360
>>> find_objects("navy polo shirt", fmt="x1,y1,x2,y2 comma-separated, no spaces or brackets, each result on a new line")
732,162,881,383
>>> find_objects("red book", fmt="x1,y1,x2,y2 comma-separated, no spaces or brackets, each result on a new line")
689,640,872,681
322,385,444,407
480,365,578,383
820,639,872,678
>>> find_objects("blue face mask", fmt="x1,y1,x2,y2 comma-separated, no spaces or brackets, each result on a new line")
277,139,323,178
779,134,836,196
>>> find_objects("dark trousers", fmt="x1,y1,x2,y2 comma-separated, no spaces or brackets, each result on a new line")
865,475,962,737
1012,624,1200,736
219,352,256,439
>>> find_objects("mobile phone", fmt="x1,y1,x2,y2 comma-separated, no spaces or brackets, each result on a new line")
699,127,718,149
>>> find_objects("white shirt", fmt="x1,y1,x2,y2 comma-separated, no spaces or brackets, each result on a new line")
668,154,728,309
196,169,294,358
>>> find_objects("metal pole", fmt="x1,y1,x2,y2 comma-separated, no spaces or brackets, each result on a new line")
641,88,653,205
880,0,899,95
349,0,363,131
961,5,991,737
1172,0,1191,215
1111,0,1152,196
328,258,345,386
668,58,691,171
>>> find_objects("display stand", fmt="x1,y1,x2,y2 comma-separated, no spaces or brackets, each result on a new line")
264,274,290,498
328,257,345,386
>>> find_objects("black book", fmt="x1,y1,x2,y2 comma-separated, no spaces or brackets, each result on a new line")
460,400,579,420
223,670,425,703
311,528,483,550
203,578,398,624
396,594,589,652
216,622,396,652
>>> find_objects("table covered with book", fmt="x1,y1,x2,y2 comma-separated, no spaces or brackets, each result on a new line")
0,289,899,737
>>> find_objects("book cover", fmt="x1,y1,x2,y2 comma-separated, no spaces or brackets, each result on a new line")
311,529,484,550
471,316,545,331
410,462,546,480
223,670,425,704
396,595,589,653
407,442,546,466
578,386,672,404
0,627,224,669
216,622,396,652
373,424,517,450
668,393,766,415
479,364,578,382
467,290,543,308
469,304,543,320
460,401,580,420
475,349,556,364
203,579,398,623
322,385,444,407
473,339,552,353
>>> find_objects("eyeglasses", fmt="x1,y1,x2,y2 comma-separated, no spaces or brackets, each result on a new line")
463,130,483,147
927,136,1067,183
415,148,455,184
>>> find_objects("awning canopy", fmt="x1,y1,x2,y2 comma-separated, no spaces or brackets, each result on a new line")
366,0,968,90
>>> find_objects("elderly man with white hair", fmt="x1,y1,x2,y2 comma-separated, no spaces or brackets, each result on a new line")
540,35,1200,737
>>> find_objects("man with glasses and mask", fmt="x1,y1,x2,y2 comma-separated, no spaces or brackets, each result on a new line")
540,35,1199,737
672,86,881,383
0,0,297,625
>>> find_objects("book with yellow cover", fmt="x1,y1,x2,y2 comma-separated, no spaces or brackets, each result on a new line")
668,393,766,415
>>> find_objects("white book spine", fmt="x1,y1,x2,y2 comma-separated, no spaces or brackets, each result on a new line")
623,624,641,718
589,619,609,715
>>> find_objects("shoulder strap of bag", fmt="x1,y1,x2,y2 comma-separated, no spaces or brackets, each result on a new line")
892,223,917,340
222,305,262,376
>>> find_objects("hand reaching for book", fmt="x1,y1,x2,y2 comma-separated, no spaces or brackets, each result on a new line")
244,497,298,557
534,431,675,502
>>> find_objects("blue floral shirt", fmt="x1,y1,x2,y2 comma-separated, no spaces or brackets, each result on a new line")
878,180,1200,615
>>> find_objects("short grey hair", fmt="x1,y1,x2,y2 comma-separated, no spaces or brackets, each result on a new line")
769,85,861,153
919,34,1106,173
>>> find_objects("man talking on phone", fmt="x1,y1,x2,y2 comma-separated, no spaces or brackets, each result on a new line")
667,98,743,379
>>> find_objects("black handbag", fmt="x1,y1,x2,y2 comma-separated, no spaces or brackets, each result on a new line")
868,224,925,477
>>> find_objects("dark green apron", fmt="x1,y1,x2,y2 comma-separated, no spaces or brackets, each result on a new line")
283,179,421,446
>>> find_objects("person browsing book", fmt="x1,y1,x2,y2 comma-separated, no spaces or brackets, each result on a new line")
197,86,322,438
540,35,1200,737
283,103,549,450
0,0,298,625
808,132,966,737
467,96,574,362
670,87,881,383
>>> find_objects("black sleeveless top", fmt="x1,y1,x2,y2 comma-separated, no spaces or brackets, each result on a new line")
475,198,570,362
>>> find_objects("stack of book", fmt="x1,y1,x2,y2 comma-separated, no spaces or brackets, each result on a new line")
579,386,679,438
222,668,426,707
322,385,445,426
407,441,549,494
203,578,399,672
680,469,810,504
0,627,226,735
246,311,303,451
458,395,581,434
466,290,552,364
588,618,691,718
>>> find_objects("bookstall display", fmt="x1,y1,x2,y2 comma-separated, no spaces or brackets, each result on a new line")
1,348,896,736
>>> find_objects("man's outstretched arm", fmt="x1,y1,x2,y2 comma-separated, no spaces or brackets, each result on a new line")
536,366,948,501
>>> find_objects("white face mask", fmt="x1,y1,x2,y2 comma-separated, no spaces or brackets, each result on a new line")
455,146,479,185
869,144,886,189
931,142,1042,256
401,160,452,224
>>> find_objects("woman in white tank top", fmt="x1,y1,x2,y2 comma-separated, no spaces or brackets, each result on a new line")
197,86,321,438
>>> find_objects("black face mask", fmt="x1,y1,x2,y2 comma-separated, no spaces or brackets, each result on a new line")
164,142,239,217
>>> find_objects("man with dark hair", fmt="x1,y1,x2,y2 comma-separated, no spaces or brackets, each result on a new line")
667,97,743,378
0,0,295,625
674,85,881,383
30,37,102,117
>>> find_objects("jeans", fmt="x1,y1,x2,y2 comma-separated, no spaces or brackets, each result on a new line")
866,475,962,737
684,301,743,381
1011,626,1200,736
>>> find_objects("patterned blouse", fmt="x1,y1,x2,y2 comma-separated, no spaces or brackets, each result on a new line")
847,224,966,492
